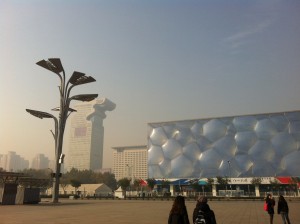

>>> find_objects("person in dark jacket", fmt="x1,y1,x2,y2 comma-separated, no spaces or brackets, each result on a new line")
193,196,216,224
277,195,291,224
266,193,276,224
168,195,190,224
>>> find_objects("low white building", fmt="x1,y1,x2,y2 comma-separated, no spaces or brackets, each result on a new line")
48,183,113,197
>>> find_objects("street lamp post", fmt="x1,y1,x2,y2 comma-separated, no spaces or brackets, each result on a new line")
126,164,134,184
228,160,232,196
26,58,98,203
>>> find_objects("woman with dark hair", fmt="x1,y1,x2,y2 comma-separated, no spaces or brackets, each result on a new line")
193,196,216,224
266,193,276,224
277,195,291,224
168,195,190,224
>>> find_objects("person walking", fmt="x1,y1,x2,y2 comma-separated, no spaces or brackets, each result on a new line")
266,193,276,224
277,195,291,224
168,195,190,224
193,196,216,224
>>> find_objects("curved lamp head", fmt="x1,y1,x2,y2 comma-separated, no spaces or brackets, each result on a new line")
36,58,64,74
71,94,98,102
26,109,55,119
69,71,96,85
51,107,77,112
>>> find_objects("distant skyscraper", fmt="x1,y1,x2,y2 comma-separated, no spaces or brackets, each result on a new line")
68,98,116,171
112,145,148,180
0,151,29,171
31,153,50,170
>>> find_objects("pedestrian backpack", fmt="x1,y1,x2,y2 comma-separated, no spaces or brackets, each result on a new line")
194,210,207,224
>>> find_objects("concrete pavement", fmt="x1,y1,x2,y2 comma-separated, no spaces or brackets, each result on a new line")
0,198,299,224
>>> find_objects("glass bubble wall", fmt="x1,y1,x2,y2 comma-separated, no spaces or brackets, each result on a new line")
147,111,300,178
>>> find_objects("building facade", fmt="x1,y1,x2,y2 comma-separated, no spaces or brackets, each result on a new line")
0,151,29,171
68,98,115,171
112,145,148,180
148,111,300,179
31,153,50,170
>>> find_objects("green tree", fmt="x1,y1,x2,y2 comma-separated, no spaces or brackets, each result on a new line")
22,168,51,179
269,179,280,193
289,177,300,195
146,178,156,191
101,172,118,191
66,168,94,184
216,176,229,190
251,177,262,185
133,179,141,191
62,169,117,190
117,178,131,198
207,178,215,191
70,179,81,195
191,180,201,192
161,179,170,193
19,168,52,191
60,176,69,194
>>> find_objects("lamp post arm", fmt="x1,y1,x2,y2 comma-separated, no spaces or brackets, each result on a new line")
50,130,55,139
67,110,75,119
57,97,73,147
55,72,63,86
65,84,75,101
60,71,67,106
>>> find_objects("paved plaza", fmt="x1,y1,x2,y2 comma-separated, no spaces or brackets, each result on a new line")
0,198,299,224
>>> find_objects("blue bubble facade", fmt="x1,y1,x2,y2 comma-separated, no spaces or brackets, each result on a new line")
147,111,300,178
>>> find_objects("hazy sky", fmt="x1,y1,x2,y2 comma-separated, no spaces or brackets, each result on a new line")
1,0,300,168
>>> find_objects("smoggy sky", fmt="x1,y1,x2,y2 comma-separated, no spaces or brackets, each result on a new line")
1,0,300,168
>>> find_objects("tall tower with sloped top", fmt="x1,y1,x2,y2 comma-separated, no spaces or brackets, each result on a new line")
68,98,115,171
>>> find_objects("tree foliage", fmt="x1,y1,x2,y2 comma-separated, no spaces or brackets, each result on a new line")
19,168,118,191
207,178,214,185
216,176,229,187
146,178,156,190
269,179,280,190
161,179,170,189
70,179,81,194
133,179,141,190
191,181,201,192
251,177,262,185
61,168,117,190
117,178,131,191
22,168,52,179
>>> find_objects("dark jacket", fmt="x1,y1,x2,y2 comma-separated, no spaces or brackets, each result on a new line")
193,202,216,224
168,208,190,224
266,198,275,215
277,200,289,214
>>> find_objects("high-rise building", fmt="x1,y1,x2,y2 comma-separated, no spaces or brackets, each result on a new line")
0,151,29,171
112,145,148,181
68,98,115,171
31,153,50,170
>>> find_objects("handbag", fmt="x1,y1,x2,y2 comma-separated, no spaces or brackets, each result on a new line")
264,202,268,211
